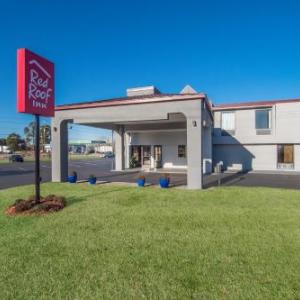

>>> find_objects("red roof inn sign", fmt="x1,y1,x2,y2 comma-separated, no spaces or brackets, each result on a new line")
17,48,55,203
17,48,54,116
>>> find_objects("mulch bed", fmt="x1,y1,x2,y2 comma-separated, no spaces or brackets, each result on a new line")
5,195,66,216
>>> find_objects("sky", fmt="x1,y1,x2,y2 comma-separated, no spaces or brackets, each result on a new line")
1,0,300,141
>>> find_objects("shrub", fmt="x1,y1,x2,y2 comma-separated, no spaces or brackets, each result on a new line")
160,173,170,180
138,174,145,180
129,156,139,168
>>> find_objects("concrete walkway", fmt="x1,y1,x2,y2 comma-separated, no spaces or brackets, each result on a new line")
95,170,300,190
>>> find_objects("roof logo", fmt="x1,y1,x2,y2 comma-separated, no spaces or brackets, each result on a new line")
29,60,51,78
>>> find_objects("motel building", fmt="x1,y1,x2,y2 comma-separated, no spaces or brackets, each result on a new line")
51,85,300,189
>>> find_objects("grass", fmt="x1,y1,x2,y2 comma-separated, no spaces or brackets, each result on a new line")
1,183,300,299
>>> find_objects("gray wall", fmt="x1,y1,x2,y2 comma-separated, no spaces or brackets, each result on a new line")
129,130,187,169
202,126,212,174
214,102,300,144
213,101,300,171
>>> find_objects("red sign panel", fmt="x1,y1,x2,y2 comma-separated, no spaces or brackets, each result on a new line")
17,49,54,116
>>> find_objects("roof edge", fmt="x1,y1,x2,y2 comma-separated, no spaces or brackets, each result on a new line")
213,98,300,111
55,93,206,111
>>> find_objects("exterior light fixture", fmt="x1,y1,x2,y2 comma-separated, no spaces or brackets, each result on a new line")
192,121,197,127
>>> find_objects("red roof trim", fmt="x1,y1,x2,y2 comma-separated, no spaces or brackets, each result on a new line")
213,98,300,111
55,93,206,111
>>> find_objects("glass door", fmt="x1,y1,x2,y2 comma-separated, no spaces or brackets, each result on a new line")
130,146,141,168
154,145,162,168
142,146,151,166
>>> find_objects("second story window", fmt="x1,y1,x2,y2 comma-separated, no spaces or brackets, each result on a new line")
255,109,271,134
221,111,235,136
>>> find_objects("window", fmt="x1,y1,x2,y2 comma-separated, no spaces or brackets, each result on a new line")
255,109,271,132
154,145,162,161
277,145,294,169
178,145,186,158
221,111,235,135
277,145,294,165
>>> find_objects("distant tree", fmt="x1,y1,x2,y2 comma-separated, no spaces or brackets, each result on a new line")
6,133,25,152
0,138,6,146
24,122,51,152
40,125,51,151
24,121,35,144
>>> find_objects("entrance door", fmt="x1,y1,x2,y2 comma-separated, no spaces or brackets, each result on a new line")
154,145,162,168
130,146,141,167
142,146,151,166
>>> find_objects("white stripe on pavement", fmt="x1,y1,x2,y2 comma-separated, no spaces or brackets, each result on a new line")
41,165,51,168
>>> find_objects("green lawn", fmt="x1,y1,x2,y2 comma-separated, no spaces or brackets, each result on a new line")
1,184,300,299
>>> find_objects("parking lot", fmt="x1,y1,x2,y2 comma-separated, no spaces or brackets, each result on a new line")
1,158,300,190
0,159,110,190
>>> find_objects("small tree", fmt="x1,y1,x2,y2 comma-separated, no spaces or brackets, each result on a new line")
24,121,35,145
0,138,6,146
129,156,139,168
40,125,51,152
6,133,24,152
24,122,51,152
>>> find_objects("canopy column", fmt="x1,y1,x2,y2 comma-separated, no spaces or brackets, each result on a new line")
114,125,125,171
51,120,69,182
186,112,203,189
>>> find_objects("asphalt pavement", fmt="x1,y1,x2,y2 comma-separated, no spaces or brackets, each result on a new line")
0,158,187,189
0,159,113,190
1,159,300,190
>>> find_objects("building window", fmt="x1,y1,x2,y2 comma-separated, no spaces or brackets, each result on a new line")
255,109,271,134
178,145,186,158
277,144,294,169
221,111,235,136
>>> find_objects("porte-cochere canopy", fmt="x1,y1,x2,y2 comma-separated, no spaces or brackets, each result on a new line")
52,87,213,189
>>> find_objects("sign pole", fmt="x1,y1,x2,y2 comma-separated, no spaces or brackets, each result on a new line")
35,114,40,203
17,48,55,203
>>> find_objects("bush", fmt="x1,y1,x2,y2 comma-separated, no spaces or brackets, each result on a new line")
137,174,145,180
160,173,170,180
129,156,139,168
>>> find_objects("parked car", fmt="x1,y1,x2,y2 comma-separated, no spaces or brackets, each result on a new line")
9,154,24,162
104,152,114,158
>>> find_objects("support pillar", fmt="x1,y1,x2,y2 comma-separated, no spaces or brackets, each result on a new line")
186,113,203,189
114,125,125,171
51,120,69,182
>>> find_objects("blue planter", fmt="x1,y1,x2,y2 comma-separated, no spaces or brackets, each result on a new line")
137,179,145,187
68,175,77,183
88,177,97,185
159,178,170,188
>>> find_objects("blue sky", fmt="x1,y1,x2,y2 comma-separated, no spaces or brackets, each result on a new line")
1,0,300,140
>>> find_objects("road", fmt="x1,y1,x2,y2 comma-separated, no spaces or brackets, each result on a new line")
0,159,114,190
0,158,187,189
